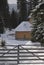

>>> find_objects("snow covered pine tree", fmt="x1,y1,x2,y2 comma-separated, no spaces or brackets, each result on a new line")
32,3,44,46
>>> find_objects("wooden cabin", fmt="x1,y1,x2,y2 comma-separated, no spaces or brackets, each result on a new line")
15,21,32,40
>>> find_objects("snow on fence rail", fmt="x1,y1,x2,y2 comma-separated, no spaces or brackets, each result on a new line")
0,45,44,65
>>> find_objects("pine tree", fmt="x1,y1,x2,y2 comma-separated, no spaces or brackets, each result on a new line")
10,9,18,29
28,0,32,15
19,0,27,21
0,17,4,33
27,0,39,16
31,3,44,45
0,0,10,28
17,0,20,9
33,0,38,8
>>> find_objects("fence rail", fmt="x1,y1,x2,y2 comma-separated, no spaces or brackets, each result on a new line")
0,45,44,65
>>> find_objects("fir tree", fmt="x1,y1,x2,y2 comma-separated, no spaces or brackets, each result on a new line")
10,9,18,29
32,3,44,45
33,0,38,8
0,17,4,33
0,0,10,27
19,0,27,21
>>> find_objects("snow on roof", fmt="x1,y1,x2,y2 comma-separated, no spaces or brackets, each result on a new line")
15,21,32,31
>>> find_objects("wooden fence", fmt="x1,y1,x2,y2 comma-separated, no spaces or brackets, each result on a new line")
0,45,44,65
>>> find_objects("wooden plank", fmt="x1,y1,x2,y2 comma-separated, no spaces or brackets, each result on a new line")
0,52,18,54
19,52,44,53
19,63,44,64
19,48,44,50
19,59,44,60
0,59,17,61
0,49,18,50
19,55,44,57
0,56,17,57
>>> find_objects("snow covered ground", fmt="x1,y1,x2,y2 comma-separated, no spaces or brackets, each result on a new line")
0,33,40,46
0,22,40,46
0,31,41,65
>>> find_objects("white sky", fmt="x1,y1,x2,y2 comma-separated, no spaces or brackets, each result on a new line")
8,0,29,4
8,0,17,4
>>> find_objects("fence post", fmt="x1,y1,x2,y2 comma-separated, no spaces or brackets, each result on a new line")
17,45,19,64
